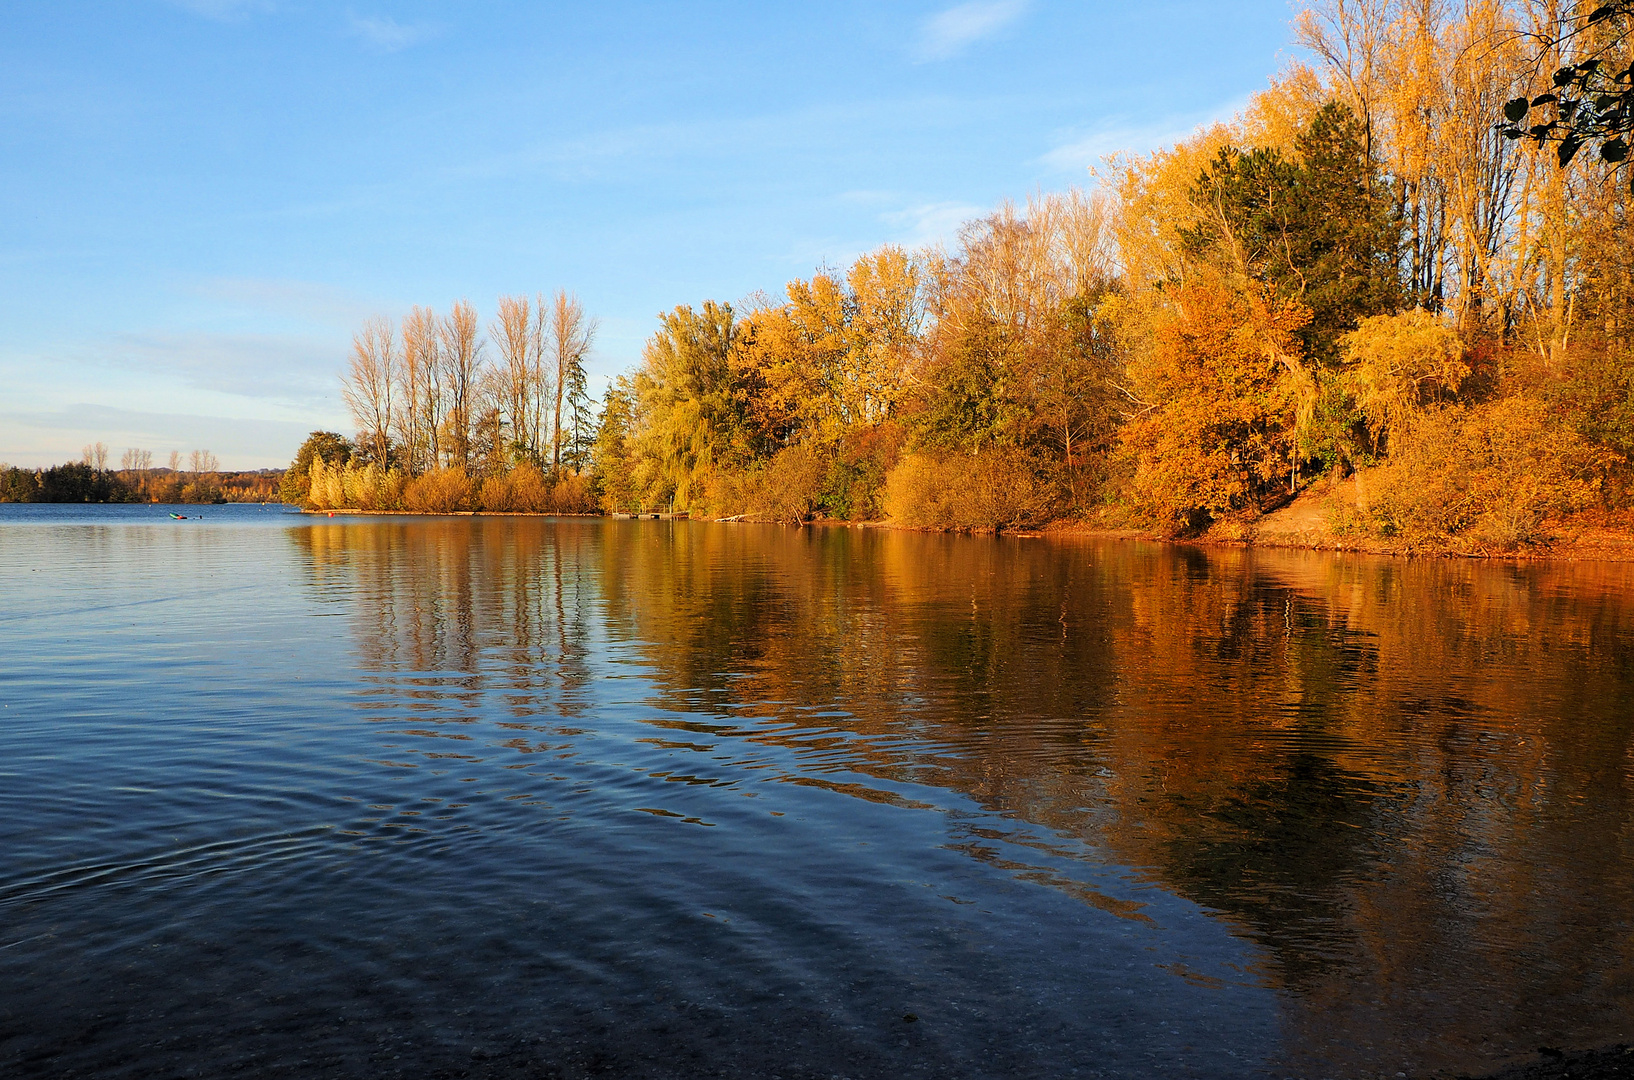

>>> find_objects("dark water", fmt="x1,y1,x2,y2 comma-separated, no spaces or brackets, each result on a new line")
3,505,1633,1079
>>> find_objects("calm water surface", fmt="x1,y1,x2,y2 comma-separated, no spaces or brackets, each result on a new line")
3,504,1632,1079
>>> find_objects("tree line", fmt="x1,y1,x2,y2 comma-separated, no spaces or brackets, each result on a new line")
289,292,600,513
308,1,1634,549
0,444,252,504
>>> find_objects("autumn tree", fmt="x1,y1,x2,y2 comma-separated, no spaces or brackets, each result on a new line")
549,290,597,474
342,315,397,467
439,301,482,469
281,431,353,505
491,295,541,463
1500,1,1634,173
1340,309,1470,453
630,301,752,509
397,305,441,475
1119,283,1311,533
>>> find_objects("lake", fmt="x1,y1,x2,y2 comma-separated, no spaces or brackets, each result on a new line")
3,504,1632,1079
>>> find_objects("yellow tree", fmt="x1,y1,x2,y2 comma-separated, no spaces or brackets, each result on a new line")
396,305,440,475
491,295,539,462
1119,281,1311,532
342,315,397,467
630,301,749,509
439,300,483,469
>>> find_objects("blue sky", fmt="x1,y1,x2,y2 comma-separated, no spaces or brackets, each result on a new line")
1,1,1301,469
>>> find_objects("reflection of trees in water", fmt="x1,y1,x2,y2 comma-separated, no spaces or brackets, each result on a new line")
601,525,1400,981
292,521,601,749
294,519,1634,1069
598,526,1634,1066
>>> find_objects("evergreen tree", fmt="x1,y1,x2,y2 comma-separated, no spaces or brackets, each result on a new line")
592,381,638,512
1182,101,1403,363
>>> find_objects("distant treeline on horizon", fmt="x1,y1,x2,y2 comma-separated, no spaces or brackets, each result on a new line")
0,444,283,504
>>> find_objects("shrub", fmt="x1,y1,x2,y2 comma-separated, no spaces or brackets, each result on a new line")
508,464,550,512
700,470,750,518
548,472,599,514
822,422,906,520
883,449,1058,530
342,463,403,511
479,471,520,512
403,468,475,513
1358,397,1601,548
1339,309,1468,453
746,443,830,523
306,458,344,509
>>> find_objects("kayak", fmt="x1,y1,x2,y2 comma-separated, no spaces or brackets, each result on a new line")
169,513,187,520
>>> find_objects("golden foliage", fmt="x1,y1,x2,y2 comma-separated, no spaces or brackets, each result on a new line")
1353,397,1601,548
1340,310,1469,449
1117,283,1310,532
403,467,476,513
477,464,597,514
342,463,404,511
745,443,830,524
883,450,1058,530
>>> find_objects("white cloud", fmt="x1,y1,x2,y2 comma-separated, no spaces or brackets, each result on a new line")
347,13,437,53
913,0,1029,62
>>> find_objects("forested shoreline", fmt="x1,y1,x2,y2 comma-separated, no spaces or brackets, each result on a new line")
294,2,1634,553
0,444,280,504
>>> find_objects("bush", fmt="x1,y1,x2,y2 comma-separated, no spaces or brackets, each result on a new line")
700,470,750,518
479,471,520,512
403,468,475,513
304,459,403,510
548,472,599,514
508,464,550,512
822,422,906,521
746,444,830,523
342,463,403,511
883,449,1058,530
1357,397,1601,548
306,458,343,509
1339,309,1468,452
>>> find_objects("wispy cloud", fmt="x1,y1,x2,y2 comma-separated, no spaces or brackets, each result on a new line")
913,0,1028,62
190,277,380,331
164,0,276,22
881,200,988,247
347,13,437,53
453,96,975,186
104,330,342,408
1038,98,1252,176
